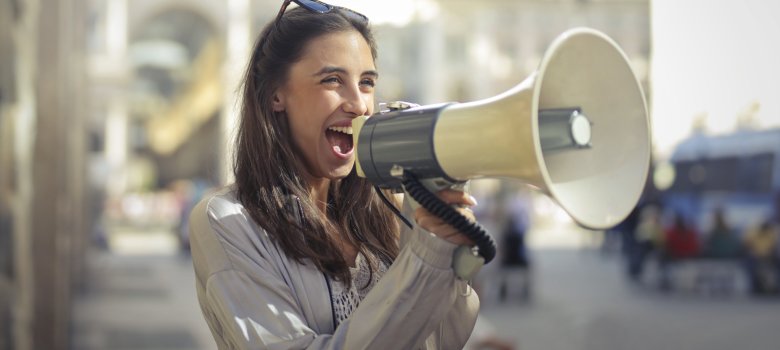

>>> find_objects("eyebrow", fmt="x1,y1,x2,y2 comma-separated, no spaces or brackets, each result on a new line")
313,66,379,78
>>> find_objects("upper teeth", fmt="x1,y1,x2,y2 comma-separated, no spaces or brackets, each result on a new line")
328,126,353,135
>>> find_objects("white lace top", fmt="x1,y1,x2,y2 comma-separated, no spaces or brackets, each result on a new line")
328,252,389,327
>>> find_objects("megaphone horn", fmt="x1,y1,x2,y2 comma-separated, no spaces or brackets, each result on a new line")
352,27,650,245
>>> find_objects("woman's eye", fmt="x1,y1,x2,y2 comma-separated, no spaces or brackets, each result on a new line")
360,78,376,88
321,77,340,85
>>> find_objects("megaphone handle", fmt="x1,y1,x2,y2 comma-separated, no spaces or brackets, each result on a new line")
401,171,497,264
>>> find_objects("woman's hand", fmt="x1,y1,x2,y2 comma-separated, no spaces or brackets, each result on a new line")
413,189,478,246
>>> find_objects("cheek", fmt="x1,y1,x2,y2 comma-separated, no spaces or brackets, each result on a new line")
284,110,311,148
366,96,376,114
287,108,323,150
285,91,340,145
365,86,378,111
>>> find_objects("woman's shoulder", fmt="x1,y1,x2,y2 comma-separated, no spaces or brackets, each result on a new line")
189,185,273,255
193,186,243,219
189,186,283,276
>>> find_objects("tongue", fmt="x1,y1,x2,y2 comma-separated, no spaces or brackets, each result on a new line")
326,130,353,155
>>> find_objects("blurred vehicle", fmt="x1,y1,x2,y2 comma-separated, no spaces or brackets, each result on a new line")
661,128,780,235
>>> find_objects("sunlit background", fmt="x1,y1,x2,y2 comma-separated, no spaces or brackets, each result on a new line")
1,0,780,349
652,0,780,158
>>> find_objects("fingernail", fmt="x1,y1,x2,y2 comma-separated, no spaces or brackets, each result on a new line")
467,195,478,206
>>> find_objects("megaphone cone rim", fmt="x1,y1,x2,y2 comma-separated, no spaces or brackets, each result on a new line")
531,27,651,229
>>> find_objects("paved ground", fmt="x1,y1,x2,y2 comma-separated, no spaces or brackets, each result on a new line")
72,227,780,350
72,225,213,350
479,249,780,350
72,251,214,350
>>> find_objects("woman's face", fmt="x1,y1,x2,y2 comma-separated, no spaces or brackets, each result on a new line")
274,30,376,182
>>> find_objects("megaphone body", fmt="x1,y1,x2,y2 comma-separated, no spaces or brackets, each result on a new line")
352,27,650,231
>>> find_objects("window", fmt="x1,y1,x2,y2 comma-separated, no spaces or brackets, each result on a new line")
670,153,774,194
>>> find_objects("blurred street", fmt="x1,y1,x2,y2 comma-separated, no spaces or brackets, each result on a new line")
71,225,780,350
481,249,780,350
71,227,213,350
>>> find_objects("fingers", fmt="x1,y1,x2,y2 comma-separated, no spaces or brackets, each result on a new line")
436,189,478,207
456,206,476,222
413,189,478,246
412,202,475,223
412,190,476,224
415,210,474,245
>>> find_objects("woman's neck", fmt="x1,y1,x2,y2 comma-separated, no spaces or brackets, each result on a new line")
305,176,331,213
304,175,357,265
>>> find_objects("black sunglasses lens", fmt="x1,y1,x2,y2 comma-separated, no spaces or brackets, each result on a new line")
297,0,331,13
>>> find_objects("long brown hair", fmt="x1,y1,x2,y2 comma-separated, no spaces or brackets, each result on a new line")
234,7,399,286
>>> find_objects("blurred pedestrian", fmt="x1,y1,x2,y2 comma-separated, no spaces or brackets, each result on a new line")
658,212,700,290
628,205,663,280
498,192,532,302
663,212,700,260
703,208,742,259
743,220,779,294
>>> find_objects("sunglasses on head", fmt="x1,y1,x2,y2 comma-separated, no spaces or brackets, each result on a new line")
275,0,368,24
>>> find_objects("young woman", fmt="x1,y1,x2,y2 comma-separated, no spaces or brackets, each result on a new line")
189,1,480,348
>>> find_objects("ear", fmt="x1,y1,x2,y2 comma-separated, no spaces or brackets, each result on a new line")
272,91,286,112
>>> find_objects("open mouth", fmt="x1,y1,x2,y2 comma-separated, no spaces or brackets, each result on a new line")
325,125,354,155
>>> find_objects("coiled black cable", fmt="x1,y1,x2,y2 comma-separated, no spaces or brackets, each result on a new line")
401,170,496,264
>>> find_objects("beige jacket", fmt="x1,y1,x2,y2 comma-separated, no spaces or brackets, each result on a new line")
190,187,479,349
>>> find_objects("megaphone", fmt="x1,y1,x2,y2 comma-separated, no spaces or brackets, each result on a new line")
352,28,650,263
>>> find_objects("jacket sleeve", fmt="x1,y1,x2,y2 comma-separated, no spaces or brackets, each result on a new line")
190,193,479,350
334,221,479,349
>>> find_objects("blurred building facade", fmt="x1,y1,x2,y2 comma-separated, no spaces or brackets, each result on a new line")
374,0,649,105
0,0,649,349
2,0,90,349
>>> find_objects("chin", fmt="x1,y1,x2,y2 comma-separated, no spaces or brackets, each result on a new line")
328,169,352,180
326,163,356,180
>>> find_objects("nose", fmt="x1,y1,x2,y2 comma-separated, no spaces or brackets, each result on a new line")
342,86,370,117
